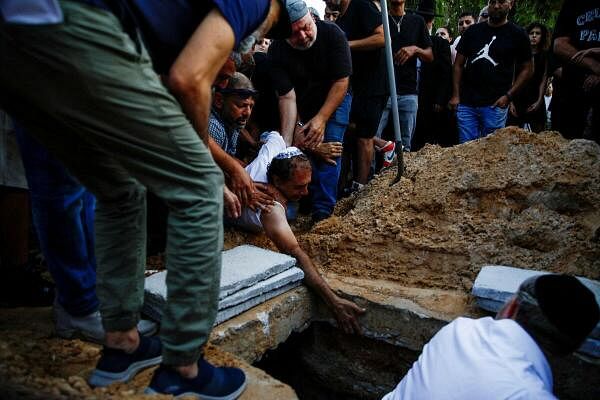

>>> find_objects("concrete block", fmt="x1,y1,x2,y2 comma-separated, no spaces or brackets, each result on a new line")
472,265,600,359
219,267,304,309
220,245,296,299
215,282,303,325
143,262,304,325
144,245,296,307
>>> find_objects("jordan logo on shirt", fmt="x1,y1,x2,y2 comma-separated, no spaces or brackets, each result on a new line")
471,36,499,66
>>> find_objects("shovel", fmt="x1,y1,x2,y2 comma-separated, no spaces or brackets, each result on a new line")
380,0,405,186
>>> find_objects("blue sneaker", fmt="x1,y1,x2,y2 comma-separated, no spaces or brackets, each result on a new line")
88,335,162,387
145,358,247,399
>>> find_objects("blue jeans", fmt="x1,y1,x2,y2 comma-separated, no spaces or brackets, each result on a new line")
457,104,508,144
310,92,351,220
14,125,99,317
376,94,418,151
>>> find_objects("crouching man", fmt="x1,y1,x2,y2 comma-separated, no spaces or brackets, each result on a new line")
382,273,600,399
233,131,365,334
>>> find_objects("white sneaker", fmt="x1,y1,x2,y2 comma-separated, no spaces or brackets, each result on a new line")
54,300,158,344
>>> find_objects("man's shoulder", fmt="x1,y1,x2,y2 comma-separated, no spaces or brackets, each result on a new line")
208,109,225,134
317,19,347,39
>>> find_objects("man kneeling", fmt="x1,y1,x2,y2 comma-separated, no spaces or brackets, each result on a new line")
233,131,364,334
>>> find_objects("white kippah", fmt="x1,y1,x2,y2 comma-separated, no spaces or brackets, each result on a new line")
274,146,304,160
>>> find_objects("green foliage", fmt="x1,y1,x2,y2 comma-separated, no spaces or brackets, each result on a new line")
406,0,564,36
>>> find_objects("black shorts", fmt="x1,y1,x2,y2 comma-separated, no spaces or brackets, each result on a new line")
350,95,387,139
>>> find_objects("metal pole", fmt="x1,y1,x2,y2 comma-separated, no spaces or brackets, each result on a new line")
380,0,405,185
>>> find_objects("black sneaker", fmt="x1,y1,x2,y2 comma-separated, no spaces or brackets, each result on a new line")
88,335,162,387
145,358,247,399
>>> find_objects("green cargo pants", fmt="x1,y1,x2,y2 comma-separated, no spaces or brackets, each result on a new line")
0,1,223,366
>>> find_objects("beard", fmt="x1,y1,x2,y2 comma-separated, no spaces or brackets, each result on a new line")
286,35,317,50
488,9,509,24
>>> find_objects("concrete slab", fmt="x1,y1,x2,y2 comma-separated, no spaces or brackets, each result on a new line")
143,266,304,325
472,265,600,359
215,281,303,325
220,245,296,299
219,267,304,309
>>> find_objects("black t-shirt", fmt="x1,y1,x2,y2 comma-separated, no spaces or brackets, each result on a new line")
553,0,600,86
554,0,600,51
268,19,352,121
251,52,280,132
336,0,385,96
389,13,432,95
456,21,532,106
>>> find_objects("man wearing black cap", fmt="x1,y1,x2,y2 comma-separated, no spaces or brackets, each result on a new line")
382,274,600,399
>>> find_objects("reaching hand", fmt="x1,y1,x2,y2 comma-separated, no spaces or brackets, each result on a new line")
227,166,255,207
298,115,327,150
331,295,366,335
311,141,343,166
509,102,518,117
223,186,241,219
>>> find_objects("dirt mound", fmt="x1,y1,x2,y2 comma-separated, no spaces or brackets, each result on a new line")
298,128,600,292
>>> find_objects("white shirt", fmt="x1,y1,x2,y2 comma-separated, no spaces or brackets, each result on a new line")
450,35,461,65
382,317,556,400
235,131,286,232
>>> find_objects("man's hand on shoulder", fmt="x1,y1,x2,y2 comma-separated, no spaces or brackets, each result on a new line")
248,182,276,213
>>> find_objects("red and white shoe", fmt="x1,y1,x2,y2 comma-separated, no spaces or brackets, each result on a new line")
380,141,396,168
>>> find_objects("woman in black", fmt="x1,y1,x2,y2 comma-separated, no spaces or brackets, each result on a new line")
508,22,549,132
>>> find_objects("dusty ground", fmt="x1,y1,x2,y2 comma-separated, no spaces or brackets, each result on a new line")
229,127,600,290
1,127,599,398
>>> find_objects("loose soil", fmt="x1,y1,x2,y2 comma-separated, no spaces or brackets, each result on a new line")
1,127,599,398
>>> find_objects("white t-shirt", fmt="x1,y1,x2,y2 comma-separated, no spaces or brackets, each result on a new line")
235,131,287,232
382,317,556,400
450,35,462,65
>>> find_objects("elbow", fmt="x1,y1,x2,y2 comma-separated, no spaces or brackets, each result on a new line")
167,66,208,100
337,77,350,91
166,67,190,97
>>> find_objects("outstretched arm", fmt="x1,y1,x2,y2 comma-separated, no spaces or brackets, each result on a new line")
261,206,365,334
